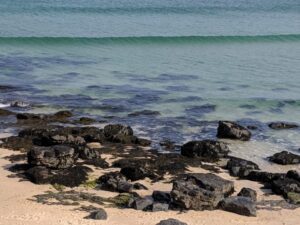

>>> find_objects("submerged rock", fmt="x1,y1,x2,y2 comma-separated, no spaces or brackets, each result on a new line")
156,218,187,225
171,173,234,210
28,145,77,169
128,110,161,117
217,121,251,141
220,196,256,217
181,140,229,162
268,122,298,130
238,188,257,202
268,151,300,165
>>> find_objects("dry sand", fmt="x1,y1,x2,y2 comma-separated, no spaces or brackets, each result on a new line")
0,147,299,225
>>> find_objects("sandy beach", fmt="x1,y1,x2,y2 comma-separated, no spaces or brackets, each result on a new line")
1,147,299,225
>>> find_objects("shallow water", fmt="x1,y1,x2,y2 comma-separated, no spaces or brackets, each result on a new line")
0,0,299,170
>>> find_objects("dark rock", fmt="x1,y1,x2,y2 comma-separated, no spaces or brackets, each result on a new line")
53,110,73,119
226,157,259,178
217,121,251,141
287,170,300,181
220,196,256,217
79,147,100,160
136,138,151,146
133,183,148,190
104,124,133,137
77,117,96,125
0,108,14,116
87,209,107,220
133,197,153,210
246,171,285,183
152,202,169,212
152,191,171,204
156,218,187,225
160,140,177,151
268,122,298,130
238,188,257,202
16,113,48,121
120,166,149,181
271,176,300,197
171,173,234,210
27,145,77,169
128,110,161,117
0,136,33,152
33,134,86,147
97,172,133,193
268,151,300,165
25,166,52,184
181,140,229,162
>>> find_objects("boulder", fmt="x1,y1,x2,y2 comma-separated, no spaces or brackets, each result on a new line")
219,196,256,217
120,166,149,181
268,151,300,165
25,166,52,184
133,197,154,210
171,173,234,210
181,140,229,162
97,172,133,193
268,122,298,130
27,145,77,169
156,218,187,225
217,121,251,141
104,124,133,137
238,188,257,202
226,157,259,178
87,209,107,220
152,191,171,204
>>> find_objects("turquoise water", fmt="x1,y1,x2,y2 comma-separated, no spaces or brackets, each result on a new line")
0,0,300,159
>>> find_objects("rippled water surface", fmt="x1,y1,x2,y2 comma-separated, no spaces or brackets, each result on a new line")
0,0,299,169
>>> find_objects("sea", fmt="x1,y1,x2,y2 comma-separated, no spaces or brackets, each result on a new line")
0,0,299,171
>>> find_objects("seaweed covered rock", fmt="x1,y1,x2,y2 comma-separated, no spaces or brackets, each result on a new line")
219,196,256,217
268,151,300,165
181,140,229,162
268,122,298,130
226,157,260,178
97,172,133,193
28,145,77,169
171,173,234,210
217,121,251,141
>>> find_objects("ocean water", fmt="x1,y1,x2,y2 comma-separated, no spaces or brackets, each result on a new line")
0,0,300,168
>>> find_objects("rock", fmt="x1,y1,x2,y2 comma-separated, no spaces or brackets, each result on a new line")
104,124,133,137
79,147,100,160
25,166,52,184
26,165,91,187
53,110,73,119
128,110,161,117
171,173,234,210
226,157,259,178
156,218,187,225
120,166,149,181
33,134,86,147
152,191,171,203
87,209,107,220
217,121,251,141
97,172,133,193
287,170,300,181
246,171,285,184
0,136,33,152
238,188,257,202
136,138,151,146
133,183,148,190
220,196,256,217
27,145,77,169
181,140,229,162
77,117,96,125
16,113,45,121
268,122,298,130
133,197,153,210
0,108,14,116
268,151,300,165
152,202,169,212
287,192,300,204
160,140,177,151
271,176,300,197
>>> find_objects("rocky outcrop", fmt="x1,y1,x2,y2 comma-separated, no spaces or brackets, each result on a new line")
268,151,300,165
181,140,229,162
27,145,77,169
268,122,298,130
171,173,234,210
217,121,251,141
219,196,256,216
